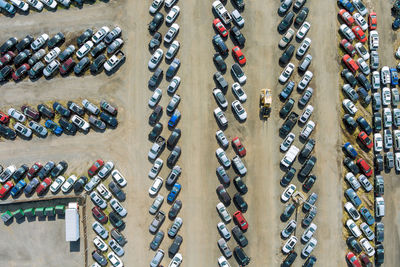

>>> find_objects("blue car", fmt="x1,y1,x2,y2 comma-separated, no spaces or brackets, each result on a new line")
343,142,357,159
280,81,295,100
390,68,399,86
45,120,63,135
345,188,361,208
338,0,355,13
393,17,400,30
168,110,181,128
167,183,181,203
10,180,26,197
360,206,375,226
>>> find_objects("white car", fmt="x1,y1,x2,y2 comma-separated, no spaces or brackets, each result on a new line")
50,175,65,193
302,237,317,258
84,175,101,192
382,87,391,106
8,108,26,122
353,12,368,31
149,0,163,14
392,88,400,106
149,195,164,215
76,40,94,59
344,202,360,221
299,105,313,123
216,130,229,148
374,133,383,152
279,28,295,48
109,239,124,257
149,177,163,196
279,63,295,83
282,235,297,254
300,120,315,140
166,5,180,24
281,145,300,168
346,219,362,237
10,0,29,11
395,152,400,171
375,196,385,217
372,71,380,91
61,174,77,193
164,23,180,43
44,47,61,63
360,238,375,257
168,253,182,267
82,99,100,115
14,122,32,138
92,222,108,239
71,115,90,131
345,172,361,190
217,222,231,240
96,183,112,200
301,223,317,243
281,184,296,202
148,48,164,70
216,147,231,168
110,198,127,217
149,88,162,107
31,33,49,51
56,0,70,7
98,161,114,179
166,40,180,60
40,0,57,8
354,42,369,60
107,251,123,267
357,58,370,75
298,70,313,91
213,88,228,109
381,66,390,84
168,76,181,94
27,0,43,10
43,60,60,77
28,121,48,137
93,236,108,252
232,82,247,102
232,155,247,176
281,220,297,239
165,0,176,8
231,100,247,121
342,99,358,115
280,132,295,152
340,24,355,41
0,165,16,183
383,108,392,128
148,159,163,179
358,175,372,192
394,131,400,151
218,256,231,267
296,21,311,40
297,37,311,57
353,0,368,16
231,9,245,27
369,30,379,50
360,222,374,241
90,191,107,209
92,26,110,44
214,107,228,127
216,202,231,223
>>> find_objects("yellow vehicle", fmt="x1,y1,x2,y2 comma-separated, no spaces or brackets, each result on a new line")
260,88,272,118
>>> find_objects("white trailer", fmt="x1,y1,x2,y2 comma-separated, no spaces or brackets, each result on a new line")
65,202,80,242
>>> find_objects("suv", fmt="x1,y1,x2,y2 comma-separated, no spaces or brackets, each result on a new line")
234,246,250,265
300,139,315,159
232,226,248,247
299,156,316,178
279,112,299,136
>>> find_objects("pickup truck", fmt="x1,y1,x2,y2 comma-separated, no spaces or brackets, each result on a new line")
148,136,166,160
281,145,300,168
279,112,299,136
212,1,232,25
104,50,125,72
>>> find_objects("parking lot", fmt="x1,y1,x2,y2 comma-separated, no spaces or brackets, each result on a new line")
1,0,400,266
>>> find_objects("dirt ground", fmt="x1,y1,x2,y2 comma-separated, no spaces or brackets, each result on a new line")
0,0,399,266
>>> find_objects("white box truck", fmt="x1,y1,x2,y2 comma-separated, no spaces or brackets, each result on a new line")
65,202,80,242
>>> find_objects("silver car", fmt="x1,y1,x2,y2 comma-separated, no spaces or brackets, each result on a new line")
216,130,229,148
216,148,231,168
28,121,47,137
232,155,247,176
98,161,114,179
82,99,100,115
217,238,232,258
150,249,164,267
149,195,164,215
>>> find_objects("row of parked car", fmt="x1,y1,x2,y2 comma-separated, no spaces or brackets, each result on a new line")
0,99,118,140
277,1,319,267
147,1,184,267
0,26,125,82
0,0,86,15
337,1,385,266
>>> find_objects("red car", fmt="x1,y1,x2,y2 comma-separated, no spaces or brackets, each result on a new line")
27,162,43,179
340,39,356,57
233,211,248,231
368,12,377,30
12,63,30,81
92,206,108,223
339,9,355,26
352,26,367,43
358,131,373,150
0,51,15,68
357,158,372,177
342,54,359,73
0,181,14,198
59,58,75,75
36,177,52,195
0,111,10,124
346,252,362,267
232,137,246,157
232,46,246,65
213,18,228,37
88,159,104,177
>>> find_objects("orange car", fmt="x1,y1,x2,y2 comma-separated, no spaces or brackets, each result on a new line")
338,9,354,26
368,12,377,30
342,54,359,73
232,46,246,65
213,18,228,37
352,26,367,43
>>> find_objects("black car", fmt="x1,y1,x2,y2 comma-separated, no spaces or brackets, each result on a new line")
167,146,181,167
150,231,164,251
280,98,295,118
0,65,12,81
59,117,77,134
373,112,382,132
0,124,16,139
0,37,18,55
232,226,248,247
281,167,296,187
303,174,316,191
149,123,163,141
214,71,228,91
168,235,182,256
53,102,70,117
376,222,384,243
346,236,362,254
90,54,106,73
100,112,118,127
279,45,295,65
149,32,162,50
59,45,75,62
16,35,34,52
343,114,357,130
356,116,372,135
230,26,246,47
357,73,372,91
149,105,163,125
343,157,360,174
48,32,65,49
109,181,126,201
281,203,296,222
234,246,250,266
50,161,68,178
295,7,309,26
375,154,384,172
91,42,107,58
73,176,88,192
213,53,226,72
168,199,182,219
37,161,55,180
300,139,315,159
278,12,295,33
279,112,299,136
148,67,163,88
12,164,29,182
67,101,85,116
233,176,248,194
28,62,45,79
282,251,297,267
299,156,316,178
357,87,371,105
233,193,248,212
212,34,228,55
232,0,244,9
149,12,164,32
14,49,31,66
303,255,317,266
37,104,55,119
341,69,357,87
109,211,125,230
74,57,90,75
92,250,107,266
77,29,93,47
376,244,384,264
167,128,181,149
